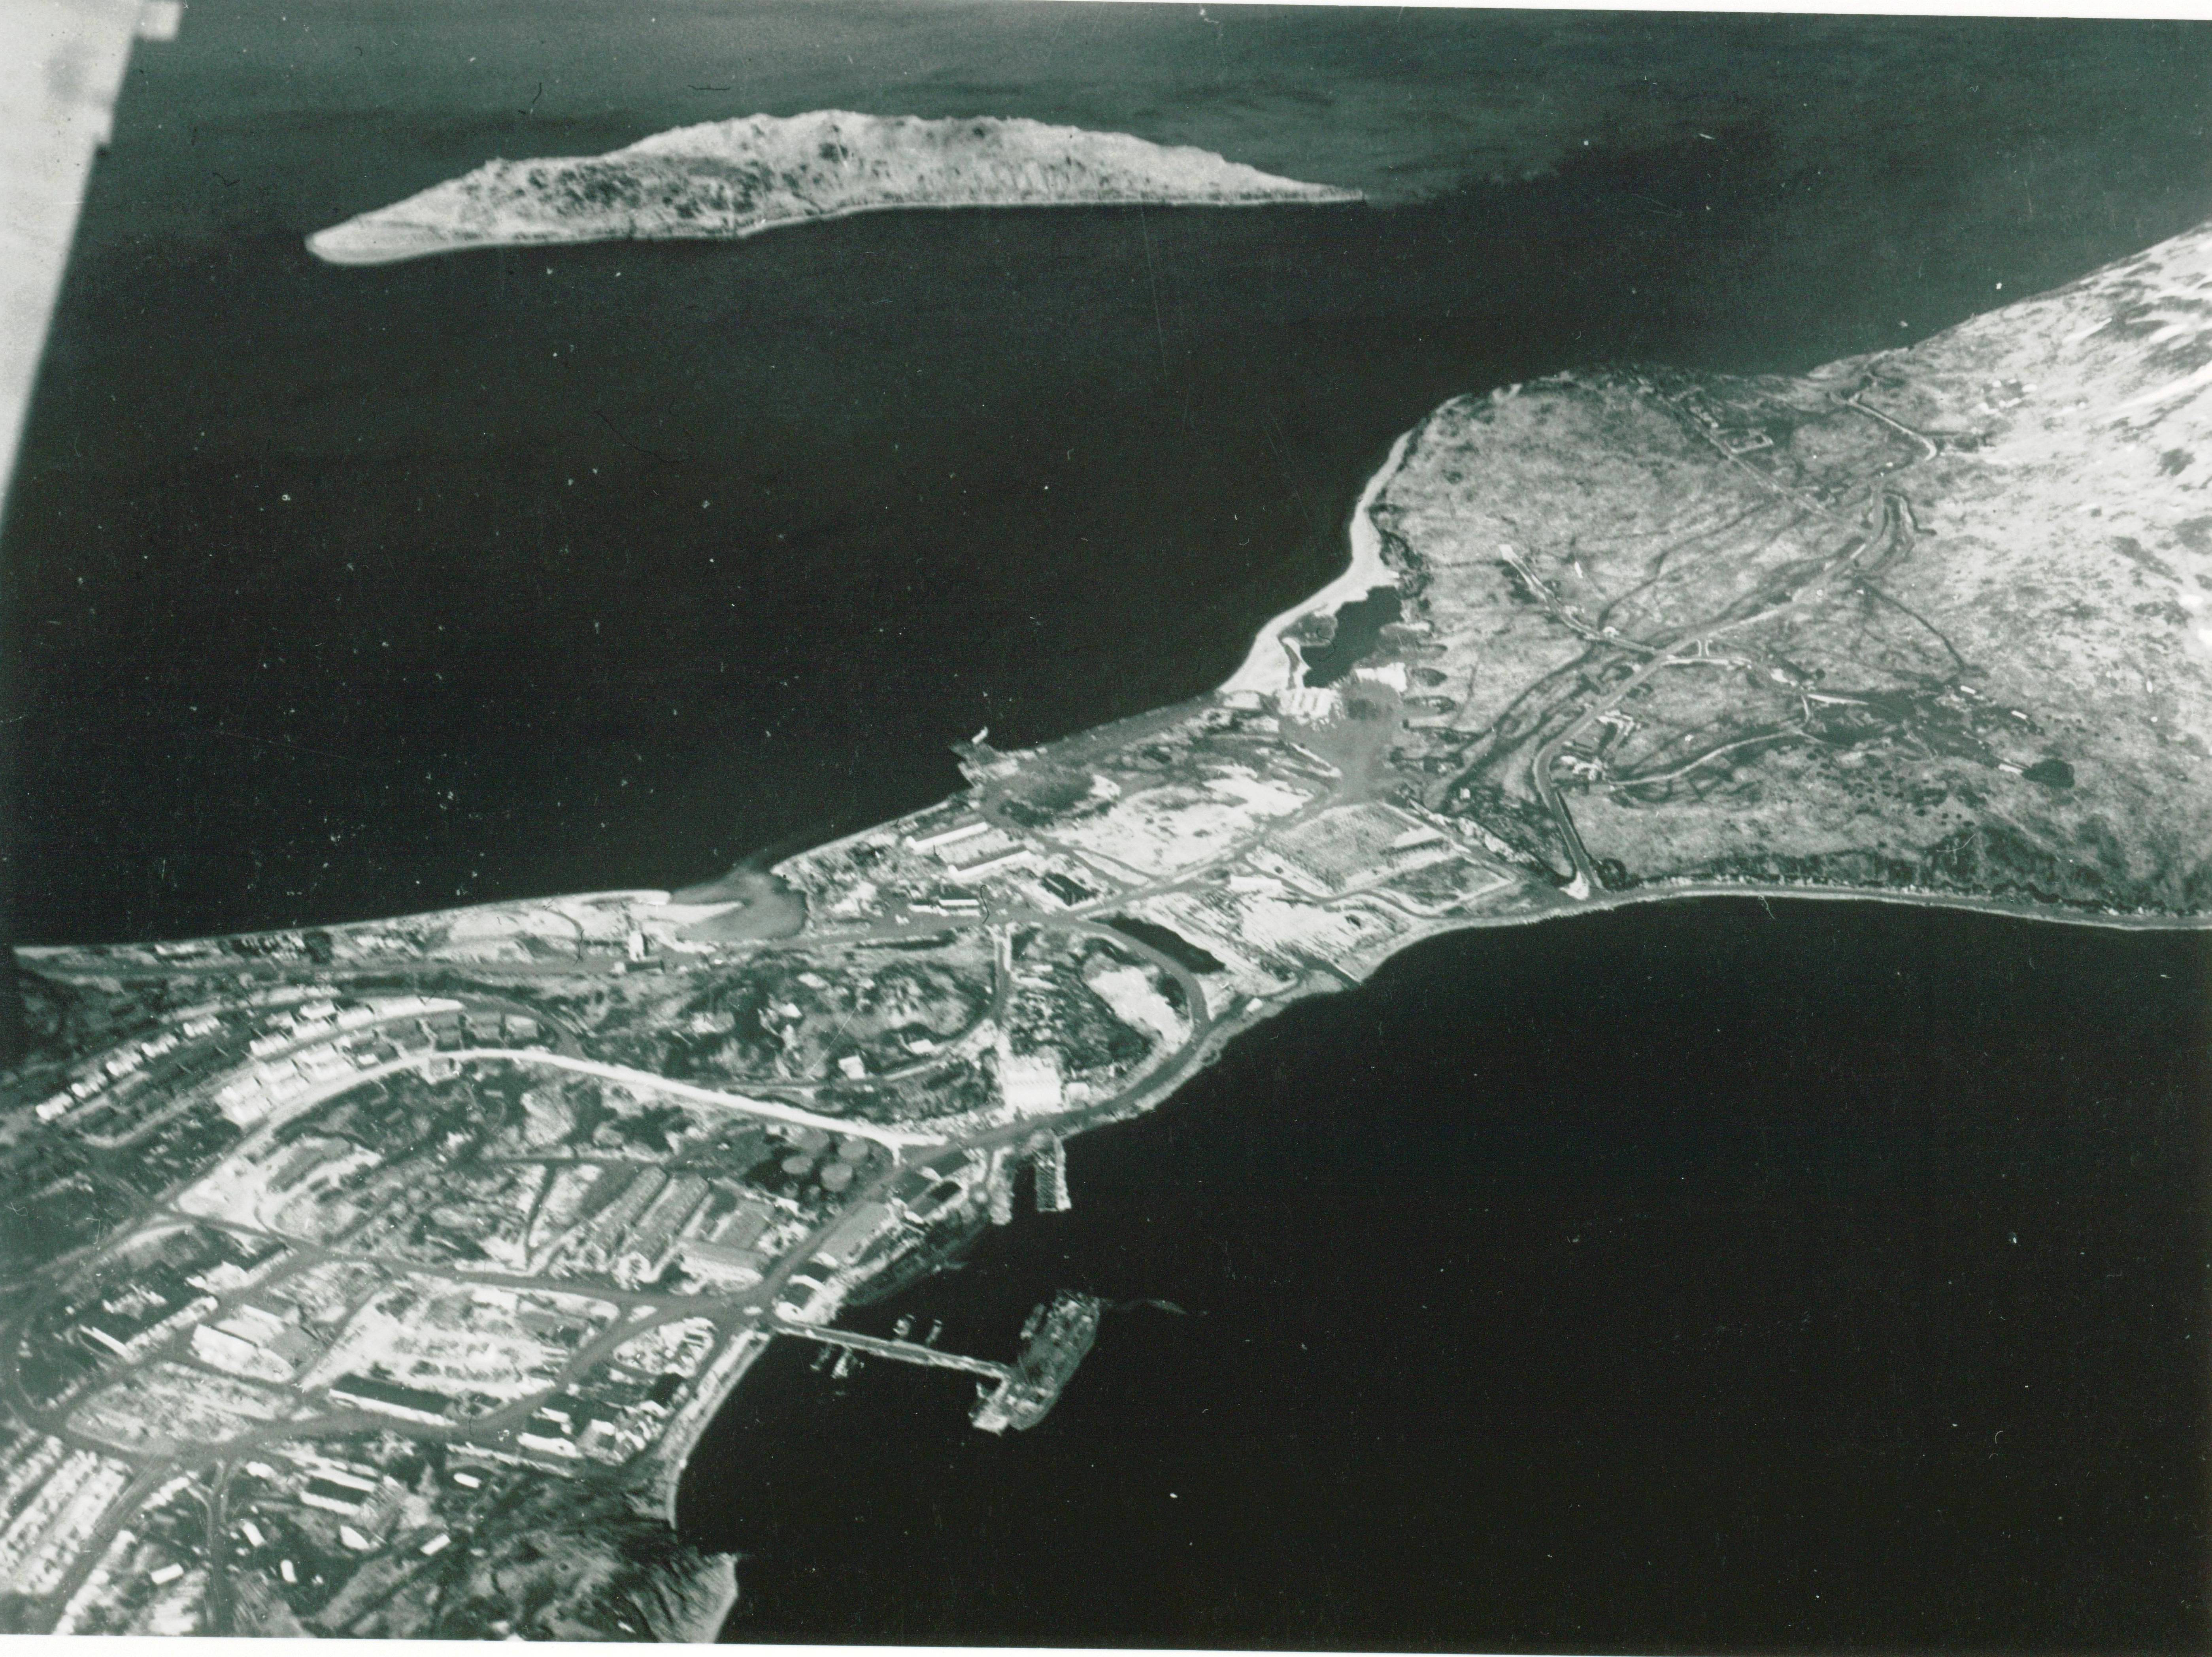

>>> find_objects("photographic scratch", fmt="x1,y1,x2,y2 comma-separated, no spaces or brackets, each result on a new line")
597,411,681,466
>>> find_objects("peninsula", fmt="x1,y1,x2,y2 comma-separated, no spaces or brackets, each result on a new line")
304,111,1361,266
2,217,2207,1638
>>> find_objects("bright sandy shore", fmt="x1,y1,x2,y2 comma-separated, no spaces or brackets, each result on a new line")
1217,424,1415,703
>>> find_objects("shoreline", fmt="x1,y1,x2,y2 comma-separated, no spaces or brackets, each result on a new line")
642,1327,770,1641
15,396,2208,1637
306,191,1366,268
25,396,2208,959
1218,422,1415,702
647,1328,774,1530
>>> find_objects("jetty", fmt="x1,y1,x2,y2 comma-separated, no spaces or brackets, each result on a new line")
768,1289,1102,1434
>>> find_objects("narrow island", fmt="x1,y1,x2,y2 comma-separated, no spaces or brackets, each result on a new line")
304,110,1362,266
1,215,2207,1638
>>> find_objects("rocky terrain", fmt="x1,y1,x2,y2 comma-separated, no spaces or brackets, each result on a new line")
306,110,1360,265
1367,217,2212,914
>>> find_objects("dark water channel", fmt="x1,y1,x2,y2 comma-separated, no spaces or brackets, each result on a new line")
684,900,2211,1651
11,41,2212,942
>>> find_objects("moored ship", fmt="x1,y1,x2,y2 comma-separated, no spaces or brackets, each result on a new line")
970,1291,1102,1434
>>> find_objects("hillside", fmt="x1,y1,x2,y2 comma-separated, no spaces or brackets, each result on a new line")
306,110,1360,265
1368,218,2212,912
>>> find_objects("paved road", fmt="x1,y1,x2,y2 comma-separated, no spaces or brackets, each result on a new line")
0,704,1537,1632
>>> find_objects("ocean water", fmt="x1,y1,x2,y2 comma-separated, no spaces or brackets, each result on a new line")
685,901,2211,1650
5,9,2211,1647
8,9,2212,942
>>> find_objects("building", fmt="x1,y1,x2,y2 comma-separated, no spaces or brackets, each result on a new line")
890,1152,980,1223
810,1202,894,1270
947,848,1033,884
1038,871,1095,907
936,826,1022,869
299,1469,377,1517
997,1046,1064,1114
572,1168,668,1272
191,1323,289,1383
1277,686,1340,722
297,1048,353,1084
906,819,990,854
78,1314,137,1358
613,1175,710,1286
325,1374,451,1425
517,1396,616,1460
674,1237,766,1284
773,1272,840,1323
214,1078,270,1127
267,1327,320,1367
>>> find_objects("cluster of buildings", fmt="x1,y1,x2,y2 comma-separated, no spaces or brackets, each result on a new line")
32,1010,234,1145
291,1278,616,1427
75,1440,493,1636
189,1303,323,1386
212,997,546,1128
551,1167,722,1288
526,1330,701,1466
45,1225,287,1387
323,1374,457,1427
516,1318,717,1466
513,1382,670,1465
771,1148,1000,1323
787,792,1132,928
0,685,1534,1629
0,1438,138,1597
521,1126,856,1292
782,698,1504,984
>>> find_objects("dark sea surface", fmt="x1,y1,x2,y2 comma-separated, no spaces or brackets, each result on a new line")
5,8,2211,1648
7,8,2212,942
686,901,2211,1650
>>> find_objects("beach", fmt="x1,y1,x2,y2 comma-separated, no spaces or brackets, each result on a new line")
1217,423,1414,702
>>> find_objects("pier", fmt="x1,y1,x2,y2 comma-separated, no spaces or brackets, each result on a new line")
766,1290,1103,1434
766,1319,1011,1383
1031,1133,1071,1212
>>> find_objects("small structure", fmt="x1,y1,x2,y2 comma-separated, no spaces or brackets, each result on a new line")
1031,1134,1071,1214
326,1374,451,1425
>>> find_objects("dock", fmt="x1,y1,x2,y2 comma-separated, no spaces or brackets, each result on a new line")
767,1320,1010,1384
767,1288,1103,1435
1031,1133,1071,1212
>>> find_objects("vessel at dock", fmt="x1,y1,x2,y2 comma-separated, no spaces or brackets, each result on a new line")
971,1291,1103,1435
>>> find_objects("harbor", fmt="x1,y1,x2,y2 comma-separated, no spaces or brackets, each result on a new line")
770,1291,1104,1435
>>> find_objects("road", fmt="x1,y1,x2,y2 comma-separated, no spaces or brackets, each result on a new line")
0,674,1533,1634
1510,476,1913,897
